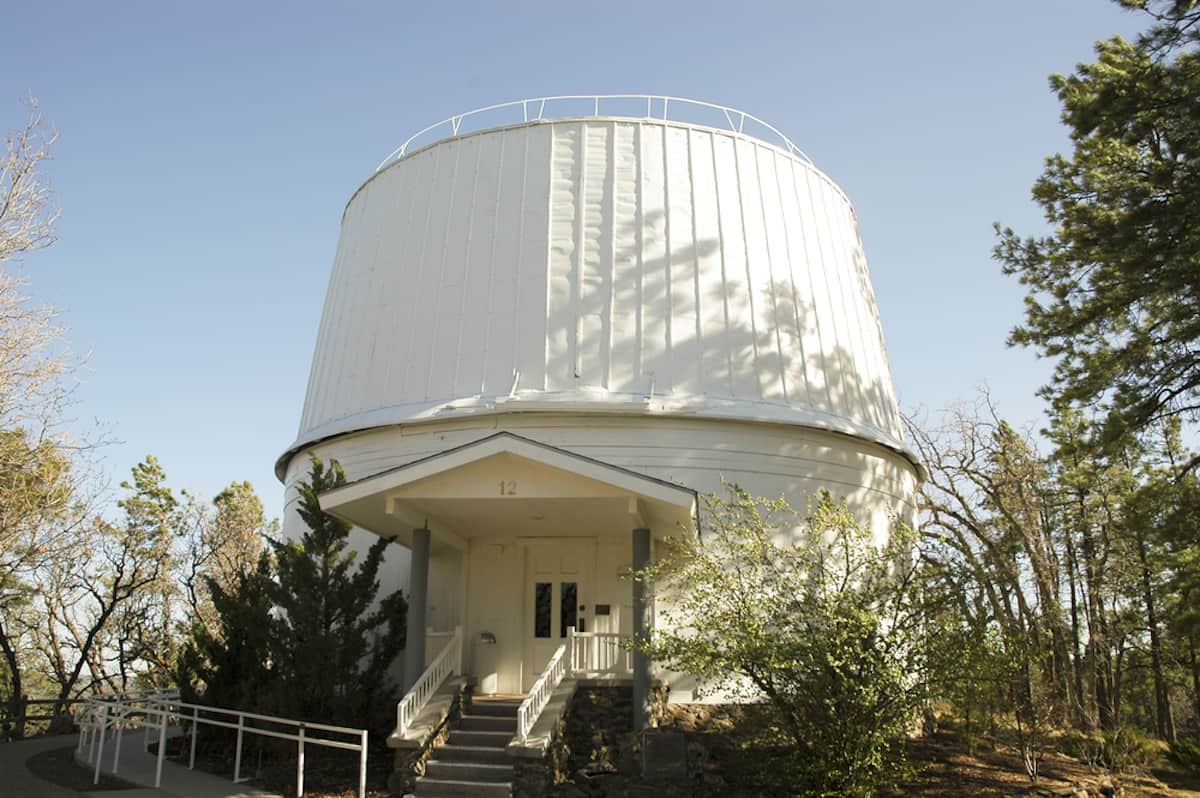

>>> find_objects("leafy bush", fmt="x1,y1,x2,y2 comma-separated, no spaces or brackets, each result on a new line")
1101,727,1158,774
633,487,923,798
1168,736,1200,777
1057,726,1158,774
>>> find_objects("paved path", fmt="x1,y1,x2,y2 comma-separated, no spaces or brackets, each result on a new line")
0,731,281,798
0,734,84,798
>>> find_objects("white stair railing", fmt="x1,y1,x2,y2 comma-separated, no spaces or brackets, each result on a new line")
567,627,632,675
396,626,462,738
516,643,568,743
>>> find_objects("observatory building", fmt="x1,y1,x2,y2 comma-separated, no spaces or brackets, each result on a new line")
276,95,919,749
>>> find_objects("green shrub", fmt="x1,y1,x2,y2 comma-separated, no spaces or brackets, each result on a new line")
1054,726,1157,774
1055,728,1102,763
1168,737,1200,776
1101,727,1158,773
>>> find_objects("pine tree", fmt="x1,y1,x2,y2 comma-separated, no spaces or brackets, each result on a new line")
268,455,406,729
995,0,1200,457
176,553,275,714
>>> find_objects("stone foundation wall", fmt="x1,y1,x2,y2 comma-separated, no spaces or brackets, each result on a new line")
540,698,741,797
513,682,746,798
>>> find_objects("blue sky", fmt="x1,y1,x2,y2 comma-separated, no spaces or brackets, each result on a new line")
1,1,1144,515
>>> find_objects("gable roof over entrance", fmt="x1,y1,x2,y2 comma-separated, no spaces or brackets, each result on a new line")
319,432,698,549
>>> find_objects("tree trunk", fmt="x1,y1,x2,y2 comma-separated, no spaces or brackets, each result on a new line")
0,615,24,739
1078,502,1115,731
1135,527,1176,740
1189,636,1200,725
1112,640,1124,729
1064,530,1089,729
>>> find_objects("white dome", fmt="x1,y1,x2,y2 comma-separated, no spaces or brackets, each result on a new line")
282,102,911,475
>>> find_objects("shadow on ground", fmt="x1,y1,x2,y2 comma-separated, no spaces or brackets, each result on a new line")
25,744,138,792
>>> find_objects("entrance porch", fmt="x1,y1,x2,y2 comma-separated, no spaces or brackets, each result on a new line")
318,432,696,736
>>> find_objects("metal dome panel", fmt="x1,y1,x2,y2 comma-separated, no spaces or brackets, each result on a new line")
288,112,907,467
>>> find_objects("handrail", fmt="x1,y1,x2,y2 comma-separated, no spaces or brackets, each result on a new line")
516,643,568,743
75,691,369,798
376,95,812,172
567,627,632,675
396,625,463,738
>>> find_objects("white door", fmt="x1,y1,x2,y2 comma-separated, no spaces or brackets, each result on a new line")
522,538,594,692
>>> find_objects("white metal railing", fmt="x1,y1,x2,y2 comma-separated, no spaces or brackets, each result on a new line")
75,689,178,768
515,628,634,742
396,625,462,738
516,643,568,743
376,95,812,172
75,691,369,798
567,627,633,675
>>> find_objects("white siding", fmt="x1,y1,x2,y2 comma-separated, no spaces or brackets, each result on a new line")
289,118,911,470
281,415,919,545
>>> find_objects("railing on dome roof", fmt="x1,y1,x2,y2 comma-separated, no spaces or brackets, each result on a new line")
376,95,812,172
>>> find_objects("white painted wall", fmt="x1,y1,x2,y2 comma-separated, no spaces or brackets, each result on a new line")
283,117,910,476
283,415,917,538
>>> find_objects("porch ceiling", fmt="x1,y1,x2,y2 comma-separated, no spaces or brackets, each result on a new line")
319,432,697,549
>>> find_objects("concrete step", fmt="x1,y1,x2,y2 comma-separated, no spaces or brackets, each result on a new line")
467,700,522,717
436,744,512,765
448,729,512,748
415,777,512,797
425,760,512,782
459,714,517,732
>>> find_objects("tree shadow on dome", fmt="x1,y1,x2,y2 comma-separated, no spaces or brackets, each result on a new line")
542,206,903,447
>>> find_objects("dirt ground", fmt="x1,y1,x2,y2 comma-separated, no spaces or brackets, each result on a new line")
896,730,1200,797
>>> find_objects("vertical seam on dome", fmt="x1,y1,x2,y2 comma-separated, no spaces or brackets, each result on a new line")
360,164,398,417
687,126,703,395
451,138,483,397
542,126,554,392
755,143,789,405
573,121,586,383
382,149,422,410
810,170,860,421
634,123,645,390
661,122,673,391
604,120,616,391
822,176,870,423
515,130,529,389
792,161,833,412
732,139,761,399
425,142,463,401
403,151,441,402
773,148,811,408
479,133,505,395
710,130,734,398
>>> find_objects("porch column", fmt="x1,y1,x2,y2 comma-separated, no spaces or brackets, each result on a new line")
404,527,431,692
632,526,652,730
